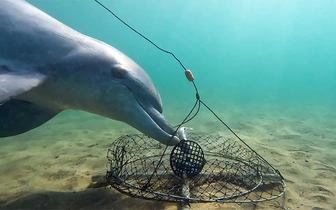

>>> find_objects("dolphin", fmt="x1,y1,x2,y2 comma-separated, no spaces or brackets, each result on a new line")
0,0,180,145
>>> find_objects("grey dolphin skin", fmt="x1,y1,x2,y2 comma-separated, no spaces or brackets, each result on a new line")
0,0,180,145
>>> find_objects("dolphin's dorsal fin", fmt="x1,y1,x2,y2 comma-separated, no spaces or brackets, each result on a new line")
0,65,46,103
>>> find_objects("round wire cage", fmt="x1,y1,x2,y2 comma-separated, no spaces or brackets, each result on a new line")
106,132,286,203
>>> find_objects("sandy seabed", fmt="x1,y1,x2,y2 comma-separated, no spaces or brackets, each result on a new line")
0,104,335,210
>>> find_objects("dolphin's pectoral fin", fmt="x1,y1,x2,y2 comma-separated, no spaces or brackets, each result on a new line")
0,100,60,137
0,66,46,103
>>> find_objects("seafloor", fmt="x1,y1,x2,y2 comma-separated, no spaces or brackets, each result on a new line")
0,103,335,210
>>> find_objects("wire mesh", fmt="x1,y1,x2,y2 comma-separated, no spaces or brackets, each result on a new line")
106,132,286,203
170,140,206,179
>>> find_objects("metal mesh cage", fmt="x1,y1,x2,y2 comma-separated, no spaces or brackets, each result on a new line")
106,132,286,203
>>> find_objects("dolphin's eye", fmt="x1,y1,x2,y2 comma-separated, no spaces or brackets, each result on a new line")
111,64,128,79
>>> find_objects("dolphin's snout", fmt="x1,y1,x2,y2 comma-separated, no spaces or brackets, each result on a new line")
118,65,179,146
142,106,180,146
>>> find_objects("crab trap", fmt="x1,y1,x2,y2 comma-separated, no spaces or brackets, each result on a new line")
106,128,286,206
94,1,286,207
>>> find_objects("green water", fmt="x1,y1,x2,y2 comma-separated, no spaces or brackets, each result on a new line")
27,0,336,115
23,0,336,150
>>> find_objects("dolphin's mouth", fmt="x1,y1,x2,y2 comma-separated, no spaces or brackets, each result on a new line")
133,99,179,145
134,97,175,136
123,85,179,145
125,84,175,137
144,106,176,136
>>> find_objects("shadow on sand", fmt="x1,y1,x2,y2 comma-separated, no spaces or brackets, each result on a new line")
0,187,169,210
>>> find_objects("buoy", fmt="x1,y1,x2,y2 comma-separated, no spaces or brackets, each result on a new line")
185,70,194,82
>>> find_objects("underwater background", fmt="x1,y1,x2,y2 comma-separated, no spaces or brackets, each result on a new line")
0,0,335,209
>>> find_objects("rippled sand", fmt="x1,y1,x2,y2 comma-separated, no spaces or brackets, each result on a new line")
0,105,335,210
